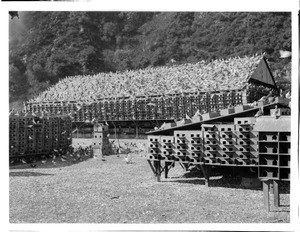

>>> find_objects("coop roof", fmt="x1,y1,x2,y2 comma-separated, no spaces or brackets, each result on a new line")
253,116,290,132
29,54,276,103
247,58,277,89
147,102,288,135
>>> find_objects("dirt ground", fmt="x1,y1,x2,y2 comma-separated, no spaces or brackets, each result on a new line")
9,139,290,223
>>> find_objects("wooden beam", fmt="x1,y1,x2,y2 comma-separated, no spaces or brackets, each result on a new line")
199,164,210,187
147,159,156,175
273,180,280,207
154,161,161,182
263,180,270,212
165,162,169,179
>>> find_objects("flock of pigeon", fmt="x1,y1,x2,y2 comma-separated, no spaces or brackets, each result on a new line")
10,141,147,168
28,54,263,104
10,146,92,167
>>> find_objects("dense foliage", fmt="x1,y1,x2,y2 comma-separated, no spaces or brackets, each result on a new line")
9,12,291,106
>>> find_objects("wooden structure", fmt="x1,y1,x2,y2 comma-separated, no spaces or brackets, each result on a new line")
146,102,290,211
9,112,72,159
254,116,291,211
24,57,278,135
92,123,111,158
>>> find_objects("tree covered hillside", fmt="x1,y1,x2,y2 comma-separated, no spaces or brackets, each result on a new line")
9,12,291,108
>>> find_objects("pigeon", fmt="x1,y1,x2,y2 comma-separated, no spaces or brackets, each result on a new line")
52,160,56,165
193,110,201,117
257,96,267,102
280,89,284,97
124,154,133,164
21,159,27,164
159,122,166,130
30,164,37,168
279,50,292,58
41,160,47,164
272,107,280,117
254,107,264,118
268,96,275,103
266,90,273,98
285,91,291,99
61,158,67,162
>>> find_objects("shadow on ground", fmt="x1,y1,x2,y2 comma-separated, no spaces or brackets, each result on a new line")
9,171,55,177
9,155,93,170
163,166,290,193
164,176,262,191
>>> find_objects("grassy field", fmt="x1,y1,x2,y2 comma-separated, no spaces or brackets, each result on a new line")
9,139,290,223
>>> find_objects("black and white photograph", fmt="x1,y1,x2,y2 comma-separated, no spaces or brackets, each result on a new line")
2,0,299,231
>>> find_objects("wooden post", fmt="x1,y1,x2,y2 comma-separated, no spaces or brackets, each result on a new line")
117,126,120,147
185,163,189,172
154,161,161,182
206,165,211,187
147,160,156,175
273,180,280,207
165,162,169,179
199,164,210,187
112,121,120,147
263,180,270,212
157,161,161,182
136,125,138,138
269,182,274,194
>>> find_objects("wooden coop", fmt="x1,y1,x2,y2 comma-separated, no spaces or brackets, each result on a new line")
92,123,111,158
9,112,72,160
146,100,290,211
23,56,279,137
254,116,291,211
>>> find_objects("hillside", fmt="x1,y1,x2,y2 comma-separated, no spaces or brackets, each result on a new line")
9,12,291,108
